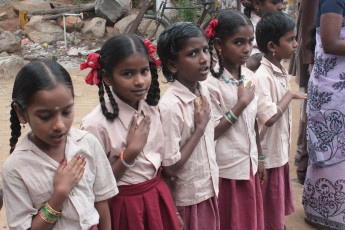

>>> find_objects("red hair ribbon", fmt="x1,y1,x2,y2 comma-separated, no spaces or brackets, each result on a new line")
80,52,101,85
144,40,161,67
205,18,218,38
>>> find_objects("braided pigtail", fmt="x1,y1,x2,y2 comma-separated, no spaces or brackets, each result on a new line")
9,103,21,154
146,60,160,106
96,69,118,120
209,36,223,78
244,7,252,18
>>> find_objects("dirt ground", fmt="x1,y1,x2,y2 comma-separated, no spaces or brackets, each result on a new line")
0,66,318,229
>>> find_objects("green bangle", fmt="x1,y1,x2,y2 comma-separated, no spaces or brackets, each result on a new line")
42,204,58,221
258,155,266,162
225,111,237,124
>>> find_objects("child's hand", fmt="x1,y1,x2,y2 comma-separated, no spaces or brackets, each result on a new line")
126,115,151,159
194,95,211,132
54,155,86,197
177,214,184,229
258,161,266,185
238,81,255,106
290,90,307,100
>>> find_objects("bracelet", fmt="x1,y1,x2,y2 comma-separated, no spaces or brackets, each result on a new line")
45,202,62,216
277,105,283,115
120,149,136,168
39,209,58,224
224,110,238,124
258,155,266,162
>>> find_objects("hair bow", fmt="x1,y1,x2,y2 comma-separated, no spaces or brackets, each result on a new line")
205,18,218,38
144,40,161,67
80,52,101,85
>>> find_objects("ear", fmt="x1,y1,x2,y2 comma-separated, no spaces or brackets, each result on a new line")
101,69,112,86
253,0,260,10
214,37,222,52
167,59,177,75
267,41,277,54
12,103,27,124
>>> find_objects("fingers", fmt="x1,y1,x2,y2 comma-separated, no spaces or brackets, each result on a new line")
56,158,67,173
137,115,151,131
128,115,138,134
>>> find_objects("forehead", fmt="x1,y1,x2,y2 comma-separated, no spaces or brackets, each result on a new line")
178,35,208,51
229,25,254,39
280,28,296,39
29,84,73,110
114,53,149,69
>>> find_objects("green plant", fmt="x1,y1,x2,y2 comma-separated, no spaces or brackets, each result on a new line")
173,0,197,22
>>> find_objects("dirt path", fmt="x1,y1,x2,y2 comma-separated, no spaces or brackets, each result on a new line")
0,67,316,229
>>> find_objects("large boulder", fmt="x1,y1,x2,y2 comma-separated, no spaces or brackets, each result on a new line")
0,28,21,53
113,14,137,34
82,17,106,38
0,55,29,79
24,16,64,44
95,0,131,23
12,0,68,14
57,16,84,32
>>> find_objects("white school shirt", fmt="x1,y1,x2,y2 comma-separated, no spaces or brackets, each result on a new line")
254,57,292,169
159,80,219,207
2,128,118,230
206,66,259,180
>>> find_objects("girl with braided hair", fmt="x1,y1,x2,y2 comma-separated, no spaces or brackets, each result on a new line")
204,9,265,230
81,34,181,230
3,60,118,229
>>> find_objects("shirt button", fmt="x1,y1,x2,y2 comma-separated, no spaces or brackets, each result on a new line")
71,190,76,196
83,219,88,224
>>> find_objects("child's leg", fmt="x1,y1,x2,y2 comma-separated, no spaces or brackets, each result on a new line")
177,196,220,230
218,169,264,230
261,163,294,230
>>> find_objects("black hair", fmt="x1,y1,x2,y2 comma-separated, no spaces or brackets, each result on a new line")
10,60,74,153
208,9,253,78
256,11,296,54
241,0,265,18
157,22,206,82
95,34,160,120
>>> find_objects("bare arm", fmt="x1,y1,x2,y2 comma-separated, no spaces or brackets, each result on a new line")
265,90,307,127
320,13,345,55
95,200,111,230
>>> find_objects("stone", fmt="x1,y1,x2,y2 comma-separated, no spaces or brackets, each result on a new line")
95,0,131,23
67,47,79,56
58,16,84,32
12,0,68,14
0,28,21,53
113,14,137,34
0,52,9,57
14,30,23,38
24,16,64,44
106,26,116,37
82,17,106,38
0,55,29,79
0,12,8,21
23,52,57,61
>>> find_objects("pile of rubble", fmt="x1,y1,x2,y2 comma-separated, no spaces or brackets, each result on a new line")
0,0,141,79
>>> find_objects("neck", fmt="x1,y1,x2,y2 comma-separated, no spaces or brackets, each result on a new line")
264,54,283,70
223,62,241,80
176,78,199,95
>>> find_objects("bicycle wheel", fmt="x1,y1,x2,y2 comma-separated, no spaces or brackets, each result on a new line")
124,15,169,45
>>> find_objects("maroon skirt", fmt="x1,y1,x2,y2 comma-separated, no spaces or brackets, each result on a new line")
108,169,180,230
177,196,220,230
261,162,295,230
218,168,264,230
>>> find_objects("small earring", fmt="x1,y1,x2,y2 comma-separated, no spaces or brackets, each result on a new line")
22,122,25,129
273,51,275,56
256,7,260,12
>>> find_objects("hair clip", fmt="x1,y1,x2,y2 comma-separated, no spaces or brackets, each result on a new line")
144,40,161,67
80,53,101,85
205,18,218,38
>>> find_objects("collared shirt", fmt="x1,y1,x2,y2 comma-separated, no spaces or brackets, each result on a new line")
81,92,164,186
206,66,259,180
159,80,219,207
2,128,118,230
254,57,292,169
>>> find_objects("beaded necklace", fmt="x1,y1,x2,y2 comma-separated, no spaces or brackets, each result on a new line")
222,74,246,86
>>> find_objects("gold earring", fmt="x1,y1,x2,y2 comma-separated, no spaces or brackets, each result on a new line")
256,7,260,12
22,121,26,129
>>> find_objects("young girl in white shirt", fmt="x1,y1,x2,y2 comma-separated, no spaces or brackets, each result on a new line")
3,60,118,230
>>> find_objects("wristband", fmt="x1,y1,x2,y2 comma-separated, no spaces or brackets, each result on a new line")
277,105,283,115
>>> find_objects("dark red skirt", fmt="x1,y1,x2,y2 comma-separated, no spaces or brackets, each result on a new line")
261,163,295,230
177,196,220,230
108,169,180,230
218,168,264,230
